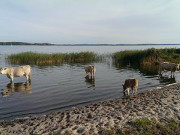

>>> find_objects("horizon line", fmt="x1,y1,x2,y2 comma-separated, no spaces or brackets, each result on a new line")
0,42,180,45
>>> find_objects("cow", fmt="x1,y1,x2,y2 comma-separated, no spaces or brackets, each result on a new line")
0,65,31,82
159,62,180,77
85,65,96,78
122,78,138,96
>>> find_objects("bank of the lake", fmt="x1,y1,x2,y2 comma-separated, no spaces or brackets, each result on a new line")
0,83,180,135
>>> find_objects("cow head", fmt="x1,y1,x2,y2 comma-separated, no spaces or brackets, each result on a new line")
122,84,127,91
0,67,8,74
176,64,180,69
122,84,126,95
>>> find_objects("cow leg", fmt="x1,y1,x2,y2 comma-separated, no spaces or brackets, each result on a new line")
27,73,32,81
127,88,130,95
135,88,137,95
93,71,95,78
26,74,29,81
131,87,134,95
90,72,93,77
86,72,89,76
170,71,174,78
10,76,14,82
159,67,162,74
29,73,31,80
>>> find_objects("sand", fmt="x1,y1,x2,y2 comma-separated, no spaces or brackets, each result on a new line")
0,83,180,135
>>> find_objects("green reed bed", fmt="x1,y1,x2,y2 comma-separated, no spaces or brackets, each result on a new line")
113,48,180,65
8,52,97,65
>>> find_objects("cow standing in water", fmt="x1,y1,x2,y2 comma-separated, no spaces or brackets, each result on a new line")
122,78,138,96
159,62,180,77
85,65,96,78
0,65,31,82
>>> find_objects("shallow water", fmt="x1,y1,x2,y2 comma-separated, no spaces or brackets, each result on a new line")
0,45,180,120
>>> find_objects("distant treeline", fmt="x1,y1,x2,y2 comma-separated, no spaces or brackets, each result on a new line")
1,42,180,46
0,42,53,45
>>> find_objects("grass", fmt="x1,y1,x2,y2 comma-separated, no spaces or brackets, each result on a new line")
99,118,180,135
113,48,180,66
8,52,97,65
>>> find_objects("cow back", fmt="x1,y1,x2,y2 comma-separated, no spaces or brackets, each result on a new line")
160,62,178,71
124,78,138,88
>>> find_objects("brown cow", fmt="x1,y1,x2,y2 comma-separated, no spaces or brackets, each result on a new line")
122,78,138,95
85,65,96,78
159,62,180,77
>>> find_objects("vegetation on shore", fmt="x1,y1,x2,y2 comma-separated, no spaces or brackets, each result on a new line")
8,52,96,65
100,118,180,135
113,48,180,66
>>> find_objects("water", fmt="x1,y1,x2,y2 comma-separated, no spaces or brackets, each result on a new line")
0,45,180,121
0,45,180,55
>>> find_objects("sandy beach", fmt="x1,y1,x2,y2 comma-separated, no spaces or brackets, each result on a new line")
0,83,180,135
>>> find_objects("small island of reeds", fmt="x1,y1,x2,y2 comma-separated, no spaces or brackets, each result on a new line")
8,52,96,65
113,48,180,66
113,48,180,75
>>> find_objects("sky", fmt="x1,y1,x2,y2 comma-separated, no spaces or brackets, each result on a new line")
0,0,180,44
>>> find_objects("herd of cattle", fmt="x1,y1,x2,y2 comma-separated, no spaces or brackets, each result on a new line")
0,62,179,96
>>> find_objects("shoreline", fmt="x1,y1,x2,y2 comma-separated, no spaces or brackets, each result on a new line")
0,83,180,134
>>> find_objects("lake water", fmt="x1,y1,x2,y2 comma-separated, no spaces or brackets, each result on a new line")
0,45,180,121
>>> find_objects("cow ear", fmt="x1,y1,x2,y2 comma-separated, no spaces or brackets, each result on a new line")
122,84,124,86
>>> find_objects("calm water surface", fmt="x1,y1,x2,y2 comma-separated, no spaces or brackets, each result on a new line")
0,45,180,120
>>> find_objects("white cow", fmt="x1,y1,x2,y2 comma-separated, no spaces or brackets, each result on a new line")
159,62,180,77
0,65,31,82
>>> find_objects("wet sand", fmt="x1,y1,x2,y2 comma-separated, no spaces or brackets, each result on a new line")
0,83,180,135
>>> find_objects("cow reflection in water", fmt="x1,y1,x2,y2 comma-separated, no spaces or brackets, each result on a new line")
85,75,95,88
159,75,176,84
1,81,32,97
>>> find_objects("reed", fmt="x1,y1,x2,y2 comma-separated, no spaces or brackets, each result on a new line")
8,52,96,65
113,48,180,65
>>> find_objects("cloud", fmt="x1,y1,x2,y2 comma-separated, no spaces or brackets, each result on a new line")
0,0,180,43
